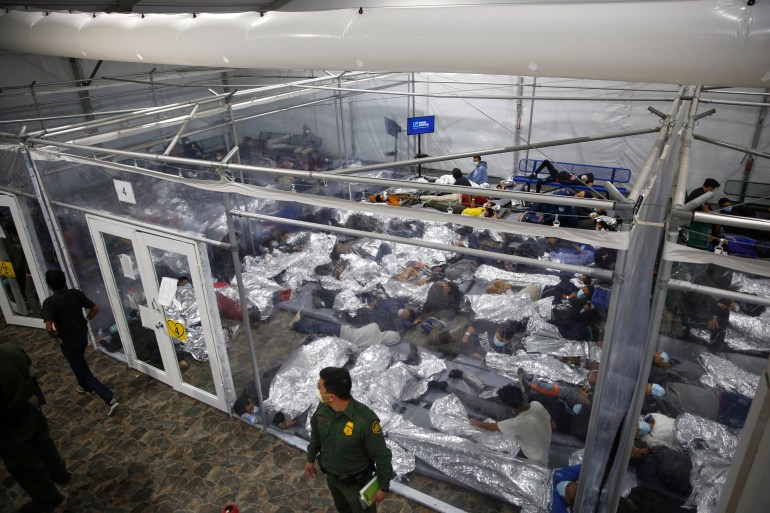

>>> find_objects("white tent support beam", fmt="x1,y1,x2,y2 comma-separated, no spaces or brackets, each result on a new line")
163,104,199,155
668,279,770,308
29,71,368,138
31,90,230,138
691,211,770,232
54,72,397,147
291,84,677,103
628,86,687,202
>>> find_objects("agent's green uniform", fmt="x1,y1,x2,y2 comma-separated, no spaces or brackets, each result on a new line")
0,343,68,507
308,398,395,513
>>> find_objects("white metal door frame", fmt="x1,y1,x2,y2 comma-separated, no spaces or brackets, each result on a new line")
87,215,229,411
0,193,47,329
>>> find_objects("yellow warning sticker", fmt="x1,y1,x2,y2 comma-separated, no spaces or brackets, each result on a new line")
165,318,187,341
0,261,16,278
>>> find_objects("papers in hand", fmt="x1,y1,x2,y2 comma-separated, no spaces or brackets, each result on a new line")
358,475,380,508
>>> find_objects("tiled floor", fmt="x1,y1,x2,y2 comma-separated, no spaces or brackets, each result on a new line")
0,317,511,513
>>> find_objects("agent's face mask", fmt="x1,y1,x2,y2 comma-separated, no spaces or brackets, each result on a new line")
492,334,507,348
316,389,333,403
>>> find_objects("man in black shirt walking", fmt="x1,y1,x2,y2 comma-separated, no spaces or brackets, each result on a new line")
41,269,119,416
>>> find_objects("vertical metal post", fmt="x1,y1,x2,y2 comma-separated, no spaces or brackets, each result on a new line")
334,80,344,168
417,134,423,177
740,88,769,202
513,76,524,171
524,77,536,162
29,83,45,131
409,72,416,169
69,58,96,125
20,145,80,291
221,71,257,256
222,194,269,427
337,77,349,165
149,67,159,108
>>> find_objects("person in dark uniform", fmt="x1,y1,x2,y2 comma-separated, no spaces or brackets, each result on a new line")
41,269,119,416
0,342,70,513
305,367,395,513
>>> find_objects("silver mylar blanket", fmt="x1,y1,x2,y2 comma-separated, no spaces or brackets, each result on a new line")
699,353,759,398
163,286,207,361
265,336,551,505
486,351,589,386
675,413,739,513
474,264,560,289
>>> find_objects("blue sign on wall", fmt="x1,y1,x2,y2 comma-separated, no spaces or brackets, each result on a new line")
407,115,435,135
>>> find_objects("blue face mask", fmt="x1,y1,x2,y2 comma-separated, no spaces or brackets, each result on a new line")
572,404,582,414
492,334,506,348
558,207,566,213
577,289,586,300
723,206,732,213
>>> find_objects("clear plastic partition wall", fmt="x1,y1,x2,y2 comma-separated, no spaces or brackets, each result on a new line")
4,68,769,513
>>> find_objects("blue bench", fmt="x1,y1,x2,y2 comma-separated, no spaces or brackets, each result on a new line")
511,159,631,194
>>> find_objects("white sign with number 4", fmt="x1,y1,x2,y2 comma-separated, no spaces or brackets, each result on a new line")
113,179,137,204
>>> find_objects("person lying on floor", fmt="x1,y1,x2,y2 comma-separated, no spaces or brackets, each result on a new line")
346,297,419,333
548,291,604,342
290,311,401,347
394,262,446,285
647,351,705,387
642,381,752,429
422,280,464,315
468,384,552,466
459,319,526,359
526,159,595,193
629,439,693,501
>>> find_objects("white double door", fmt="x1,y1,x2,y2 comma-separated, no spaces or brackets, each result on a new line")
88,216,230,411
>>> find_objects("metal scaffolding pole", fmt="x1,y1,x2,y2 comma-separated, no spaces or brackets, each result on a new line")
672,86,703,207
524,77,536,162
326,127,659,177
25,136,628,212
294,84,677,103
222,194,269,428
668,279,770,307
692,134,770,161
19,145,80,293
229,209,614,280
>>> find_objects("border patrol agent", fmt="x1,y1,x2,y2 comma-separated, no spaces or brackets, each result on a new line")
305,367,395,513
0,342,70,513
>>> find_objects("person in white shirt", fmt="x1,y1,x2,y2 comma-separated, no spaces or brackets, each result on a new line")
468,384,552,466
639,413,677,449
